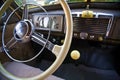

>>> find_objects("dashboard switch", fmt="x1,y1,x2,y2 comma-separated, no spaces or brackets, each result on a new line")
70,50,80,60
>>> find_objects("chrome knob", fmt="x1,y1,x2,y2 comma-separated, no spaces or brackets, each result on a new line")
80,32,88,39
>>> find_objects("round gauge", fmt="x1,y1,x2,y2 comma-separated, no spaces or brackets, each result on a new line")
34,15,63,31
39,16,50,28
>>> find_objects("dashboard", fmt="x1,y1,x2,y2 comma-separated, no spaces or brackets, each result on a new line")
31,5,120,44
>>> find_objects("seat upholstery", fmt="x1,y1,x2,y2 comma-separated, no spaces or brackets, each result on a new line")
1,61,64,80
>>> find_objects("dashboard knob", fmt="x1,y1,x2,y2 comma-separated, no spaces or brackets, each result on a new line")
80,32,88,39
98,36,103,41
70,50,80,60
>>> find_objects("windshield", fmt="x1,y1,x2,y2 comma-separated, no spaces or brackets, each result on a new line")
15,0,120,8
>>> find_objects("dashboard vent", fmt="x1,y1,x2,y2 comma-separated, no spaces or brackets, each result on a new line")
73,17,110,35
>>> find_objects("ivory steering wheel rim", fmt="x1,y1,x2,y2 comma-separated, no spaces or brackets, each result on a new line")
0,0,73,80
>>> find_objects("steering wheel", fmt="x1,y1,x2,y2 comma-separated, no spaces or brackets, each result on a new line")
0,0,73,80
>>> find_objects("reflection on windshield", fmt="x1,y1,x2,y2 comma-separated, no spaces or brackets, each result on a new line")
15,0,59,7
15,0,120,8
33,0,55,5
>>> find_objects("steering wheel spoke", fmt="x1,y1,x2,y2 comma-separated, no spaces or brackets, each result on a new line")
6,37,17,49
52,45,62,57
0,37,17,53
31,32,54,52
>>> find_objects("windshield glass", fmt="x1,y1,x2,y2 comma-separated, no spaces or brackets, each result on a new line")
15,0,120,8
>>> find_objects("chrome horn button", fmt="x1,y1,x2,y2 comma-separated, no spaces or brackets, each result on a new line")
13,20,33,43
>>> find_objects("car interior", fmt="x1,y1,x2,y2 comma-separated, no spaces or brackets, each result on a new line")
0,0,120,80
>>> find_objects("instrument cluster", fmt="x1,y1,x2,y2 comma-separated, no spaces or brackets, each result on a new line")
32,14,63,32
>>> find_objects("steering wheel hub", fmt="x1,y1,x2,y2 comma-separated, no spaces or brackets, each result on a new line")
13,20,33,43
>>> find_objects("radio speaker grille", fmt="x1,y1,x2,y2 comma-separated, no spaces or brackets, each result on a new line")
73,17,109,35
